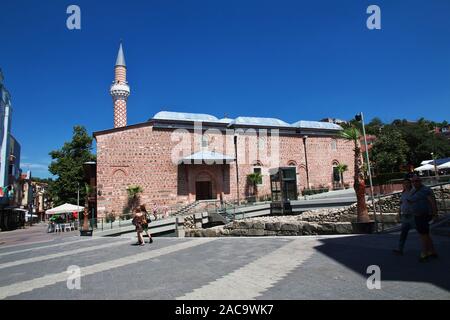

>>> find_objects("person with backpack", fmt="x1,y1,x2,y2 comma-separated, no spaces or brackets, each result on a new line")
140,204,153,244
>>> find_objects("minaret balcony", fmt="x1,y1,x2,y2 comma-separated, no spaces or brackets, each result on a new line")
110,83,130,97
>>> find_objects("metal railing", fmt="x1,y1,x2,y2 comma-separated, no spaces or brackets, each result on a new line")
373,182,449,233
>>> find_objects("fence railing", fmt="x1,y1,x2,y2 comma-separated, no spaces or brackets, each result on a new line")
371,182,449,232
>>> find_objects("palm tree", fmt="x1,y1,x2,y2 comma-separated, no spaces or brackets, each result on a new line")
126,185,143,213
339,127,370,223
335,164,348,189
247,172,262,201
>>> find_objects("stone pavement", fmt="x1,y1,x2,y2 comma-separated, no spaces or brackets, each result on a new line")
0,223,79,247
0,230,449,300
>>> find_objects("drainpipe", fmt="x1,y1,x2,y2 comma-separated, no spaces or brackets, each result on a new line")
234,134,240,205
303,136,310,190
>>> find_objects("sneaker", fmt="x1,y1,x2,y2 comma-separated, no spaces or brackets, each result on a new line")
418,255,429,263
392,249,403,256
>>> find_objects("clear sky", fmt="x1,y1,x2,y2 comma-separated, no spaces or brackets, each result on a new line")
0,0,449,178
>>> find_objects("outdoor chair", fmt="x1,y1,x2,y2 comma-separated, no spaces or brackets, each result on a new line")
64,224,72,232
55,224,62,233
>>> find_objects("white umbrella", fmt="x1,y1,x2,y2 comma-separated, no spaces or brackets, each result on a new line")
420,160,433,165
437,161,450,169
45,203,84,215
414,164,435,172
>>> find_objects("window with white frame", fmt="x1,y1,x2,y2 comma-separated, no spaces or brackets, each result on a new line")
331,139,337,151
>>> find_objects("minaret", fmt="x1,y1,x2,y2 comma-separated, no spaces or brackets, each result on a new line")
110,42,130,128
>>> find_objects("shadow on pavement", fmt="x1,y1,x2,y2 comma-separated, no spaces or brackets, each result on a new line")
314,232,450,292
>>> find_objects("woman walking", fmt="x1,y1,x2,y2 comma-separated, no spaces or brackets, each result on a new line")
132,207,146,246
140,205,153,244
393,177,414,255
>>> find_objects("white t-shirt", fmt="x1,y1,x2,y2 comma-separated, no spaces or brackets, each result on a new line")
400,190,412,216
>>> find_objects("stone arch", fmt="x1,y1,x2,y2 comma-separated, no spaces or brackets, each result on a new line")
252,160,264,167
287,160,297,166
111,169,128,216
112,168,128,177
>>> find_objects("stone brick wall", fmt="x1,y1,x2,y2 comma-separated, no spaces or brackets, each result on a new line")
96,124,355,217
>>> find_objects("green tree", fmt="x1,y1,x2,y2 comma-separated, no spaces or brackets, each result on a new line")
365,117,384,135
370,127,409,173
48,126,96,206
339,127,370,223
390,120,450,166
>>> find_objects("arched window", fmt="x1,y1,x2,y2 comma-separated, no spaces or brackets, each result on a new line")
252,162,263,185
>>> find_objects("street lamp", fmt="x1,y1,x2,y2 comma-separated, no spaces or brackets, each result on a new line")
355,112,378,229
431,152,439,183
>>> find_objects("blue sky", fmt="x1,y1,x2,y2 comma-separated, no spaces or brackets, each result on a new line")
0,0,449,178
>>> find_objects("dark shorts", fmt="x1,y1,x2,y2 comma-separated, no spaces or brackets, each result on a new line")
415,215,431,234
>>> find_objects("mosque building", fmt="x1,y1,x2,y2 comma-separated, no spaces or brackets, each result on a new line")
93,44,355,217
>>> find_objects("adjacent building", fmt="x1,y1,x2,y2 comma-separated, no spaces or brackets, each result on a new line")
0,68,30,230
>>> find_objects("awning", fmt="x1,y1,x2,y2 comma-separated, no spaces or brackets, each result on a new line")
179,150,235,165
46,203,84,215
414,164,435,172
437,161,450,169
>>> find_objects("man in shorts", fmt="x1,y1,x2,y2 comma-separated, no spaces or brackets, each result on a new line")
408,175,438,262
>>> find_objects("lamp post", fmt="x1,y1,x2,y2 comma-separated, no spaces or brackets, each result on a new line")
431,152,439,183
302,136,310,190
355,112,378,229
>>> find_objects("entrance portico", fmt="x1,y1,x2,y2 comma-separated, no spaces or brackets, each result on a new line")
179,151,234,202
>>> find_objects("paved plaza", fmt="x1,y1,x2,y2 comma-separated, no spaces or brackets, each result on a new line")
0,225,449,300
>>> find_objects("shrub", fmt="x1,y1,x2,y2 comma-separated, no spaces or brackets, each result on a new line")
301,187,330,196
104,213,116,223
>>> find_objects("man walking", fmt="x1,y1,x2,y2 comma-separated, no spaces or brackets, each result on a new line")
393,176,414,255
408,175,438,262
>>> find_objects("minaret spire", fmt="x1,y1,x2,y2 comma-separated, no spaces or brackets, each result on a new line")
110,41,130,128
115,41,126,67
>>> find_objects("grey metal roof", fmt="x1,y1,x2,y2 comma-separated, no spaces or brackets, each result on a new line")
230,116,291,127
115,43,126,67
291,120,342,130
180,150,235,164
153,111,219,122
152,111,343,131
